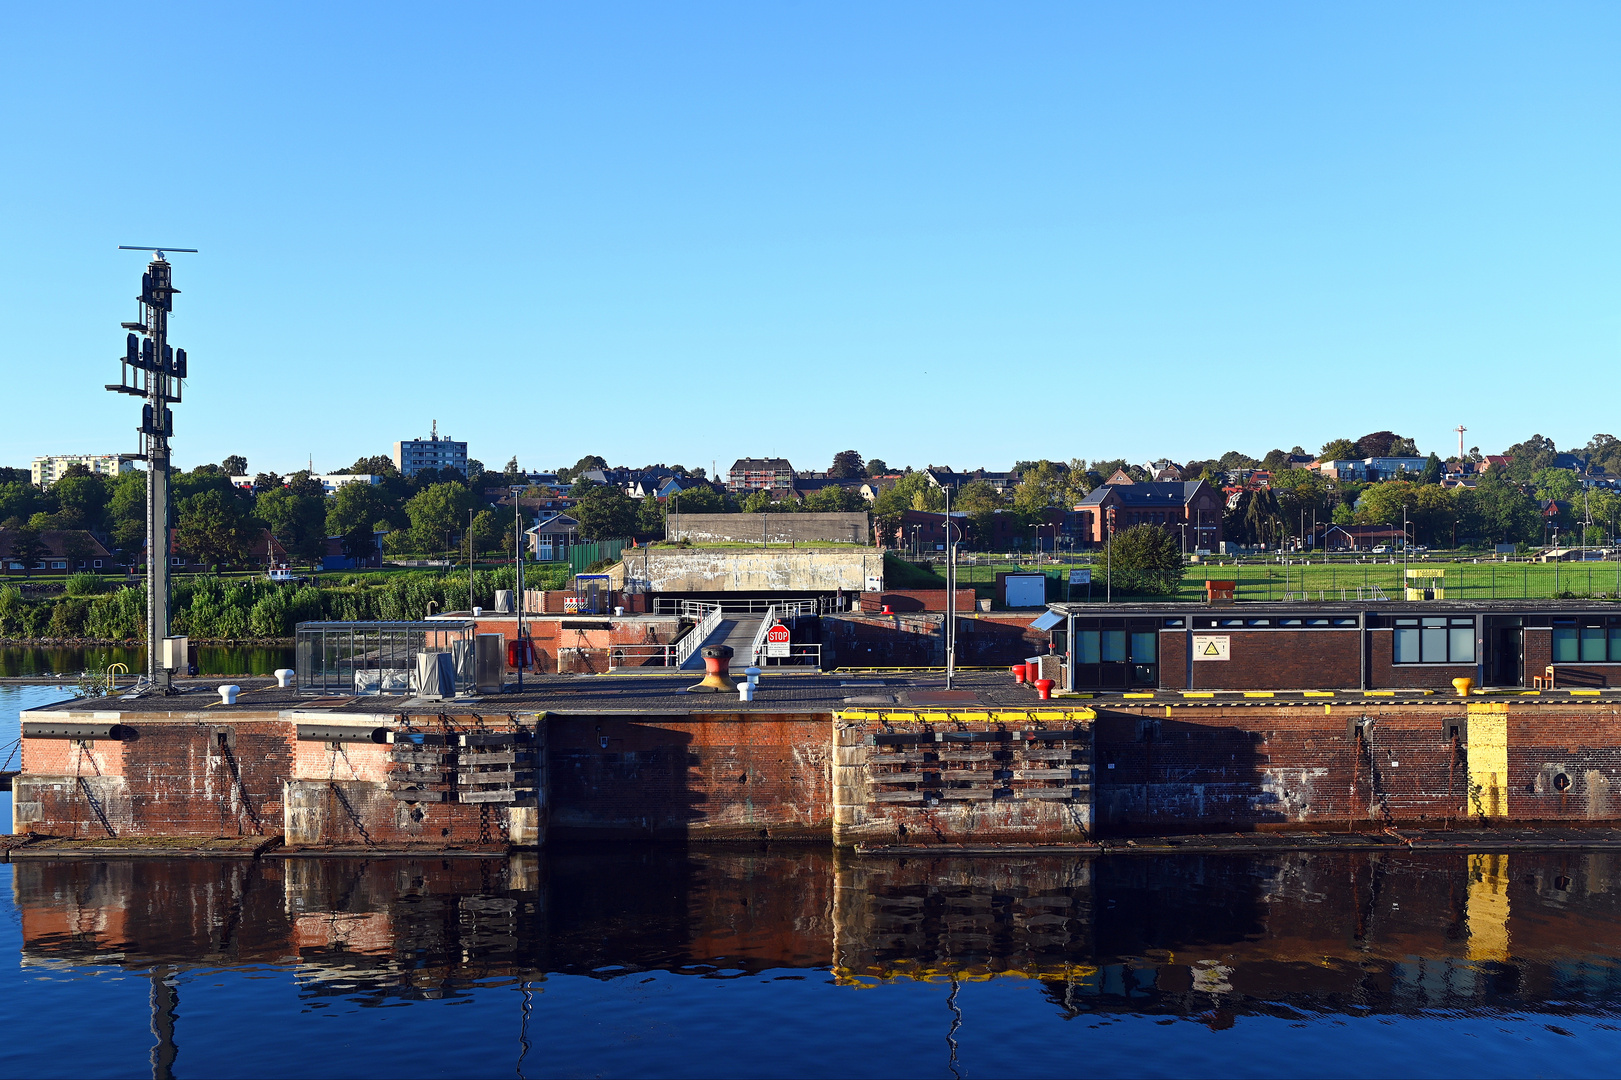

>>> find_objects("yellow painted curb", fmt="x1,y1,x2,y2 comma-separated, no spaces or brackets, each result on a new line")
1181,692,1214,698
1303,691,1334,698
1244,691,1275,699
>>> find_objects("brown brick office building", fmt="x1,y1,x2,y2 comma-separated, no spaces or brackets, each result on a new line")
1054,600,1621,693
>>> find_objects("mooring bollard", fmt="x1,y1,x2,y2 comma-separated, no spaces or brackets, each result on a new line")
273,668,294,688
218,685,240,705
1035,678,1055,701
1012,665,1026,684
687,645,736,694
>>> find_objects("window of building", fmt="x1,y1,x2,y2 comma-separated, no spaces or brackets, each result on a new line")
1394,617,1474,664
1071,620,1160,688
50,560,67,569
1552,618,1621,663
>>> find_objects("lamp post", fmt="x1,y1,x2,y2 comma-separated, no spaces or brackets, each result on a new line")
512,485,527,692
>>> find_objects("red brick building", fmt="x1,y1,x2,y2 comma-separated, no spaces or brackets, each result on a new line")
1073,479,1224,551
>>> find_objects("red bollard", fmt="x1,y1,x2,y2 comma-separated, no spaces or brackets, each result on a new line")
1011,665,1026,684
1035,678,1054,701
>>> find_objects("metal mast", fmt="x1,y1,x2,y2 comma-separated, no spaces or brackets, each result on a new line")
108,246,196,692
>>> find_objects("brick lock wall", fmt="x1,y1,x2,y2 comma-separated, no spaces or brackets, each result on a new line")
1158,629,1361,690
1092,704,1477,833
18,718,293,839
547,713,831,840
1509,705,1621,822
833,718,1093,846
293,739,393,783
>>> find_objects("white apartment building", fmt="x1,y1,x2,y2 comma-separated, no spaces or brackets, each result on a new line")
31,454,135,489
392,422,468,479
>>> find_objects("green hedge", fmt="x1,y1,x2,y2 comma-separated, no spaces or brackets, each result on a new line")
0,564,577,641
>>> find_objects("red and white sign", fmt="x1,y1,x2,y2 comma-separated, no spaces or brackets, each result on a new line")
765,622,790,658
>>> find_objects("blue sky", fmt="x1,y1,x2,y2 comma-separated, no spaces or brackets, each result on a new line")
3,3,1617,477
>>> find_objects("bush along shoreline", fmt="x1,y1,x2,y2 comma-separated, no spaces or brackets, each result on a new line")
0,566,571,644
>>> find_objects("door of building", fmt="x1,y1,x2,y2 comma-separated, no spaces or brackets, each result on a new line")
1484,619,1523,687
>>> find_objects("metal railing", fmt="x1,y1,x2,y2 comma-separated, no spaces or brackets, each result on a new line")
749,602,823,667
607,643,678,670
654,597,826,616
674,603,723,668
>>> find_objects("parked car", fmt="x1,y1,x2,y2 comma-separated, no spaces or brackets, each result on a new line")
1371,545,1389,554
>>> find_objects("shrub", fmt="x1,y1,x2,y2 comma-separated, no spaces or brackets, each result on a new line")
64,572,106,596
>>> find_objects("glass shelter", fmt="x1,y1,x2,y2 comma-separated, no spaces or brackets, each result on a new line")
295,620,477,696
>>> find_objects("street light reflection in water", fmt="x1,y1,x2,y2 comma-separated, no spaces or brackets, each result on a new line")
2,847,1620,1078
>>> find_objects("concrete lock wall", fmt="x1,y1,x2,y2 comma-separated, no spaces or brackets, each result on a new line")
621,547,883,593
670,513,870,545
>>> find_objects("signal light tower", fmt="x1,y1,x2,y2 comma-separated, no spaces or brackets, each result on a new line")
107,246,196,693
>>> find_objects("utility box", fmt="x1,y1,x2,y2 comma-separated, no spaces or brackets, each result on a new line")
160,636,189,672
475,634,505,694
997,572,1047,608
414,651,457,699
494,589,514,613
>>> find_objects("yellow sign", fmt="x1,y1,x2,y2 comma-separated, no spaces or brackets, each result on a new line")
1192,635,1230,661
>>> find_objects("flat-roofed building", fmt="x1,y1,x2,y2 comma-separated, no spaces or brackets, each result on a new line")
31,454,134,489
393,423,468,478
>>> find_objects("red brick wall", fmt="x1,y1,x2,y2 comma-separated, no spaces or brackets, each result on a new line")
856,589,976,613
1158,629,1361,690
547,713,830,840
20,719,293,839
1092,704,1470,833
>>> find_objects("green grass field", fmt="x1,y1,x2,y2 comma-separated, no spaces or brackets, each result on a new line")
899,555,1621,604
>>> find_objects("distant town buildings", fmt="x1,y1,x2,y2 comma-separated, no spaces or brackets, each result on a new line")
393,422,468,478
231,474,382,496
30,454,134,489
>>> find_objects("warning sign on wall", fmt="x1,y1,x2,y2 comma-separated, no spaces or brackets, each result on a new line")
1192,635,1230,661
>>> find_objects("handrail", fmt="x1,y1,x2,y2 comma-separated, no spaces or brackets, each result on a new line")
607,643,677,670
749,605,777,667
675,603,723,667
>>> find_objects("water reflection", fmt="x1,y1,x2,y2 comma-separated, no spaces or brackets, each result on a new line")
13,846,1621,1020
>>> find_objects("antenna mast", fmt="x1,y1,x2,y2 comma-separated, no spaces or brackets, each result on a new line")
108,246,196,693
1455,425,1467,461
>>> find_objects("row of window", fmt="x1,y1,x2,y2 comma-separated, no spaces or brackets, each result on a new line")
1553,627,1621,664
1393,617,1476,665
4,559,107,571
1073,630,1158,665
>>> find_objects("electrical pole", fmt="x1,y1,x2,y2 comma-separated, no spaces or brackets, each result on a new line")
108,247,195,693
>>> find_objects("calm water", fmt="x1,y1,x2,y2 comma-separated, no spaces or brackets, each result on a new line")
0,646,295,678
2,686,1620,1078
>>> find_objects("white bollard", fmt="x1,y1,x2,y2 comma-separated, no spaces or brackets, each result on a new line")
219,685,240,705
738,682,755,702
473,606,483,617
273,668,295,688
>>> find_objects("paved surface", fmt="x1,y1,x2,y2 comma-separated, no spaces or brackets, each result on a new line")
28,670,1621,717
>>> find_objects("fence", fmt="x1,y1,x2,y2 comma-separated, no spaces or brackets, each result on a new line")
567,539,628,575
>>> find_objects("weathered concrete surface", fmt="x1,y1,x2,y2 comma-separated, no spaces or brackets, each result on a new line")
670,513,871,545
619,547,882,593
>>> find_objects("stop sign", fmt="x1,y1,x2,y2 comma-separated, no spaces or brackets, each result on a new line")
765,622,790,657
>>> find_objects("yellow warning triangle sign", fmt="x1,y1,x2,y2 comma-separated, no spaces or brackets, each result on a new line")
1202,641,1222,655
